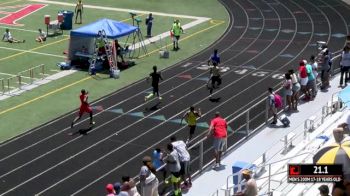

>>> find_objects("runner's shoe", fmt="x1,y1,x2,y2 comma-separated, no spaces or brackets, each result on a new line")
71,122,74,128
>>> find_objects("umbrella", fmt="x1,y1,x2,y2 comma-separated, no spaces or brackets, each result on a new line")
338,86,350,108
313,143,350,179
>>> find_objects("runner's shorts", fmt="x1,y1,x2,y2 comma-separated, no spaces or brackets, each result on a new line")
213,137,226,152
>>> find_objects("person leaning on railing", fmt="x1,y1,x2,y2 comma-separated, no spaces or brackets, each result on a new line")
139,156,159,196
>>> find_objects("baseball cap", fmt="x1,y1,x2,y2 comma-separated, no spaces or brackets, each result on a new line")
106,183,114,193
242,169,252,175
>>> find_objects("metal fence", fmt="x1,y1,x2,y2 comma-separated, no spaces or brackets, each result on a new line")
0,64,45,95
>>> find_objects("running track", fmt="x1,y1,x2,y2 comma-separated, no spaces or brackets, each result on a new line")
0,0,349,195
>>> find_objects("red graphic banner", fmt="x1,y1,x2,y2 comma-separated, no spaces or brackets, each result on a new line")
0,4,47,26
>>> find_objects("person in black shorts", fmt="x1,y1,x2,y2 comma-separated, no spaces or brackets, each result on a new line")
209,62,222,97
145,65,163,102
75,0,83,24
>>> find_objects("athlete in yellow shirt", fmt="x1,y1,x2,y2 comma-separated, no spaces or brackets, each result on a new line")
181,106,201,142
171,19,183,51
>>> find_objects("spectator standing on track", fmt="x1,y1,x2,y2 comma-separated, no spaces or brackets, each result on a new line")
170,135,192,189
75,0,83,24
2,28,25,43
145,65,163,102
282,73,293,111
298,60,309,99
145,13,154,38
340,46,350,87
207,112,227,169
233,169,258,196
181,106,201,142
121,176,140,196
35,28,46,43
288,69,300,110
267,88,278,124
171,19,183,51
306,61,317,100
71,89,95,128
139,156,159,196
164,143,182,196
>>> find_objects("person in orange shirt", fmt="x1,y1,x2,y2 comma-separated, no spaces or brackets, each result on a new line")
207,112,227,169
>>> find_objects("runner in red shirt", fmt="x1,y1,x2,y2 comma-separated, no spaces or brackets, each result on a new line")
207,112,227,169
71,89,95,128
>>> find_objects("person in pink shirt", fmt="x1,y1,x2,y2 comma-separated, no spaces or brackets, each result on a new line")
207,112,228,169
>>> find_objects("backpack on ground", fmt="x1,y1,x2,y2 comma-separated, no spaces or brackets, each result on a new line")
274,93,283,108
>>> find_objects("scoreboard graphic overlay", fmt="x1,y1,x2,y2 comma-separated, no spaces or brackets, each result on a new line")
288,164,343,183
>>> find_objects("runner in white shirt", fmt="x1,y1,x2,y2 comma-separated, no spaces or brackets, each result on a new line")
2,28,25,43
170,135,192,188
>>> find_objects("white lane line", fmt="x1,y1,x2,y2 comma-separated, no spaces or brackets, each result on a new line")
182,62,192,68
0,46,65,58
29,0,209,20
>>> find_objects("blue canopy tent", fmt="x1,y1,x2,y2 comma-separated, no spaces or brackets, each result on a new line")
68,18,138,60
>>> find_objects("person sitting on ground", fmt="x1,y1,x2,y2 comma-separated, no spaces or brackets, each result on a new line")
318,184,330,196
36,29,47,43
2,28,25,43
234,169,258,196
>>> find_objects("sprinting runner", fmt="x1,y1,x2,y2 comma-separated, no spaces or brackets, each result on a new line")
208,49,221,66
145,65,163,102
75,0,83,24
71,89,95,128
208,62,222,97
181,106,201,142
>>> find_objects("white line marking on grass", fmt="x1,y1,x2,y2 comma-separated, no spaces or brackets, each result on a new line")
0,46,65,58
29,0,209,20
